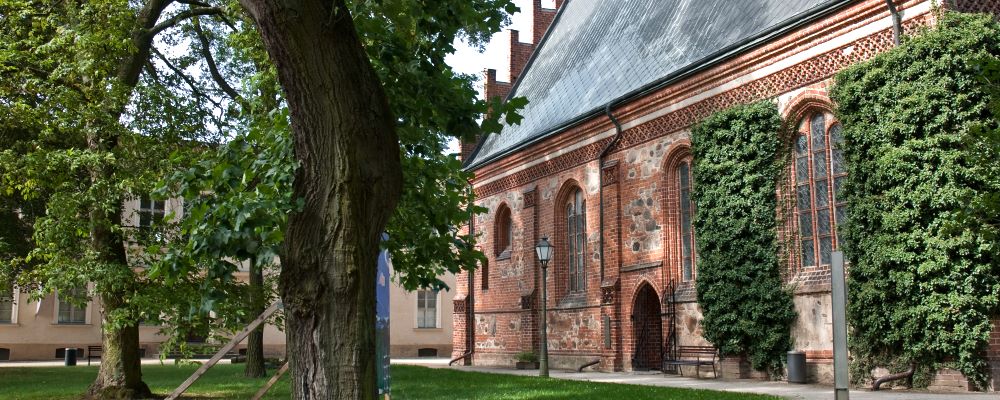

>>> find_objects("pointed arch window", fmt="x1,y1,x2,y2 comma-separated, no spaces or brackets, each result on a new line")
793,112,847,268
566,188,586,292
495,205,513,259
677,160,697,281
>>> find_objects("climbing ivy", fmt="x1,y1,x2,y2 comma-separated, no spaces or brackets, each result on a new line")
691,100,797,375
831,12,1000,388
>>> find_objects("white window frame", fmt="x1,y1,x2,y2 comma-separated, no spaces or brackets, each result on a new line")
54,286,92,325
0,286,17,324
415,290,441,329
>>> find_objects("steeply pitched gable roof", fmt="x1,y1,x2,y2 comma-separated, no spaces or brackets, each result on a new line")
466,0,848,170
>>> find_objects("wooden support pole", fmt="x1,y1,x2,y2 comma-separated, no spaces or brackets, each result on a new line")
165,301,283,400
251,362,289,400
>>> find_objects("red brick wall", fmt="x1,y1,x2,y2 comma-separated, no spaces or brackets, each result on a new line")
532,0,559,45
508,30,534,83
459,69,513,162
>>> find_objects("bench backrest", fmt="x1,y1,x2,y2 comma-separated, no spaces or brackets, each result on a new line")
677,346,717,357
87,346,102,352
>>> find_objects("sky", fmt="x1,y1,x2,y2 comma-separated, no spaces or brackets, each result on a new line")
442,0,536,154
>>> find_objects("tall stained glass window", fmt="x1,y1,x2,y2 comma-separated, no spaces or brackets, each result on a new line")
794,112,847,268
566,188,586,292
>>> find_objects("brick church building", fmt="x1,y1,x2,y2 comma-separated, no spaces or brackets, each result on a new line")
452,0,1000,390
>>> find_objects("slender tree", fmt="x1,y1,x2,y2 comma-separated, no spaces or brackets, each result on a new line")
0,1,234,397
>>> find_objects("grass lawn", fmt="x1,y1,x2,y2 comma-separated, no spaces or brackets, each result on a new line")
0,363,777,399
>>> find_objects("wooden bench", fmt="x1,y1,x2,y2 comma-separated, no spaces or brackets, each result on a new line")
87,345,102,366
662,346,717,378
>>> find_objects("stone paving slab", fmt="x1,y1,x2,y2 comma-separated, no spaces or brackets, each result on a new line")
445,365,998,400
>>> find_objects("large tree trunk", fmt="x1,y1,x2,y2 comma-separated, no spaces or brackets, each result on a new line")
238,0,403,398
244,260,267,378
85,205,152,399
88,301,152,399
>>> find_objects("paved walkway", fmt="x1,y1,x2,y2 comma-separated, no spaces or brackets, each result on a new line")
433,364,997,400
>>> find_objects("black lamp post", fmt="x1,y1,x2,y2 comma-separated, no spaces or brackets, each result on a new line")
535,236,553,378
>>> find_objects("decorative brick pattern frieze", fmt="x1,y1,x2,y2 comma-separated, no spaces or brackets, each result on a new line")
522,187,537,208
476,139,607,197
600,279,619,305
520,292,535,310
949,0,1000,14
601,161,619,186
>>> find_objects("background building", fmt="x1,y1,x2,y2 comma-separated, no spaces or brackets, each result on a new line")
0,196,453,361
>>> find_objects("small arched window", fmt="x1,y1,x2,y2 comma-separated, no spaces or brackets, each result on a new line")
793,111,846,268
494,205,513,258
676,160,697,281
566,188,586,292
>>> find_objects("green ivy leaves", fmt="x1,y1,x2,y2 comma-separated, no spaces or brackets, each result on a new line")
691,100,796,375
831,12,1000,388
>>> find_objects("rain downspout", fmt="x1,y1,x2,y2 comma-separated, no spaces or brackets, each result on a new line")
599,103,625,281
885,0,901,46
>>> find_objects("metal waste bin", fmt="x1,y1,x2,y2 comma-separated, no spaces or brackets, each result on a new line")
64,348,77,367
787,350,806,383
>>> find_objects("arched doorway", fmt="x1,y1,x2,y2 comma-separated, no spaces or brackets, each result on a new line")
631,283,663,370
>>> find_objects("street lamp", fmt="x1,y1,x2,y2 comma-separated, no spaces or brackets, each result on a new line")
535,236,554,378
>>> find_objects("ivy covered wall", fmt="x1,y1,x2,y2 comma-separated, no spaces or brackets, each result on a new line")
831,13,1000,387
691,100,796,375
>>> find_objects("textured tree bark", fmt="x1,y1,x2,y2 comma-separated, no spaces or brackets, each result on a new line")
87,300,151,399
238,0,402,398
85,205,151,399
244,260,267,378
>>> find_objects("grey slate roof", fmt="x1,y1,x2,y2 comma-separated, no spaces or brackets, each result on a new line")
466,0,846,170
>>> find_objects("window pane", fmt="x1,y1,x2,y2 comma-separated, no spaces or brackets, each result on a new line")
815,179,829,207
798,213,813,238
795,156,809,183
0,287,12,323
811,114,826,150
813,151,828,178
829,124,843,146
796,185,812,210
831,149,846,175
817,208,831,235
795,134,808,155
820,237,833,265
140,197,151,209
58,288,86,324
679,163,690,188
801,239,815,267
139,212,151,228
680,188,691,219
682,256,692,281
834,176,846,203
835,205,847,248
